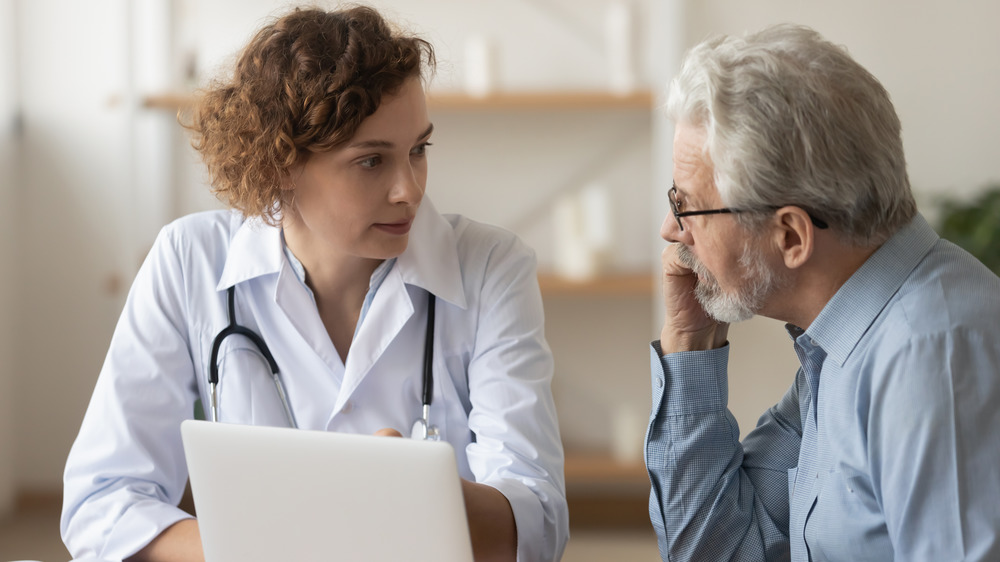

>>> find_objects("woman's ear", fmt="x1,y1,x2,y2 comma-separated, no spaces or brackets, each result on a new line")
772,207,815,270
280,166,299,191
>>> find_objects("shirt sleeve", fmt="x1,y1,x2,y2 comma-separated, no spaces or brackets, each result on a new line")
646,341,802,561
463,234,568,562
61,225,199,561
869,328,1000,561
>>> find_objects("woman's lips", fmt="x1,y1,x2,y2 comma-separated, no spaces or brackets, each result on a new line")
373,219,412,235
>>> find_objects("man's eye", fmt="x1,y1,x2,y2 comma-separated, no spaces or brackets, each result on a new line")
359,156,381,169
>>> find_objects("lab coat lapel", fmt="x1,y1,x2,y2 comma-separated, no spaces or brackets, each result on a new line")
334,269,414,413
273,263,343,373
215,213,338,366
215,215,344,426
330,198,467,415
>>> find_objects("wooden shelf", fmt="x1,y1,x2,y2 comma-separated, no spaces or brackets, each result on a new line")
428,90,653,111
142,90,654,112
564,451,648,487
142,92,194,111
564,452,651,529
537,271,654,297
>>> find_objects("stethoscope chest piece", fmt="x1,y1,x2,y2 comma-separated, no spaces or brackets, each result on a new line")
410,412,440,441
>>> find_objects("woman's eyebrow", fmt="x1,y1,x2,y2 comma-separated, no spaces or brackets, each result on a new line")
348,123,435,150
416,123,434,141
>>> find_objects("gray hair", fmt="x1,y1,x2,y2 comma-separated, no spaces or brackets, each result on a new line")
667,24,916,247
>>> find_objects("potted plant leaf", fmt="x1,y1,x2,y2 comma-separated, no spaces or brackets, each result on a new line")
935,184,1000,275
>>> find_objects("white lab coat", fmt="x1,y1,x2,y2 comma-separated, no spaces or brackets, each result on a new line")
61,198,568,562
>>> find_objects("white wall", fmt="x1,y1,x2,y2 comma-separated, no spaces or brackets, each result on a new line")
0,0,19,516
14,0,134,489
7,0,1000,493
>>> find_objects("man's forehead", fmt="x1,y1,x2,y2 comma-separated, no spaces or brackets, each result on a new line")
672,123,716,200
673,174,719,204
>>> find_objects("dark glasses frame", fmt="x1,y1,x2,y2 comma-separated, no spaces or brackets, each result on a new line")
668,185,829,231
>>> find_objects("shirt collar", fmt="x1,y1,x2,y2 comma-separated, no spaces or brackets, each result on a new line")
215,198,468,309
801,213,939,366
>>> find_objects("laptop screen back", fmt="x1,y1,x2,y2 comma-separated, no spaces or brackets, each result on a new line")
180,420,473,562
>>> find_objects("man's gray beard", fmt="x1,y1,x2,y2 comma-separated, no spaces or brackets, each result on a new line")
675,240,786,324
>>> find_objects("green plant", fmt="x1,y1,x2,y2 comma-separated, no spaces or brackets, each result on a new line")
936,184,1000,275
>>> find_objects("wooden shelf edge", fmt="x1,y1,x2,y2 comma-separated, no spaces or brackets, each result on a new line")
564,451,648,487
143,90,655,112
428,90,654,110
538,271,654,297
143,92,194,111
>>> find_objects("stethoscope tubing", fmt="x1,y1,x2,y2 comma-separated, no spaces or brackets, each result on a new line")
208,285,435,437
421,294,436,410
209,286,297,428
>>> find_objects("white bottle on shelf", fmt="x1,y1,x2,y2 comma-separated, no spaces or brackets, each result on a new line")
463,35,495,98
605,0,636,96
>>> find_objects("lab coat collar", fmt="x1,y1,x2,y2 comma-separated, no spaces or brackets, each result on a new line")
214,199,467,310
397,198,468,310
216,212,284,291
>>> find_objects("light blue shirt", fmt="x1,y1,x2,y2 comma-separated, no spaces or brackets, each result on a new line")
646,214,1000,561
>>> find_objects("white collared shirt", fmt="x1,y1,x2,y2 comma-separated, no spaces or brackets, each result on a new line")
61,198,568,562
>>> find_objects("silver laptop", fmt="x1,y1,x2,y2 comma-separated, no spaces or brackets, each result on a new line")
180,420,473,562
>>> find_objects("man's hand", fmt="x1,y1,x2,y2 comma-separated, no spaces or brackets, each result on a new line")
660,244,729,354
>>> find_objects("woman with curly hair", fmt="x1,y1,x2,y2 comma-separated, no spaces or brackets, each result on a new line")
60,6,567,561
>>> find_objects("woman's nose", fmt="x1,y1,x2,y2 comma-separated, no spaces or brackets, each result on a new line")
389,166,424,204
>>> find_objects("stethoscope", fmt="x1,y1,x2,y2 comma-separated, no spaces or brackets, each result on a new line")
208,286,439,440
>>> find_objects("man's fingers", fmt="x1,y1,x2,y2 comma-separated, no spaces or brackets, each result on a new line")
661,244,693,277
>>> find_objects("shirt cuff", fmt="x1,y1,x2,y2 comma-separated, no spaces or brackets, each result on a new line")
651,341,730,416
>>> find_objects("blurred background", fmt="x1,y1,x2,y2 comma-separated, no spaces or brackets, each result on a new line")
1,0,999,560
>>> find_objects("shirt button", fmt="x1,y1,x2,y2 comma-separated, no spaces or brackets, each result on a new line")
657,377,664,388
341,401,354,414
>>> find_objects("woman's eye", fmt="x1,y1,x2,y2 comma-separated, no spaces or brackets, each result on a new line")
359,156,381,169
411,142,432,157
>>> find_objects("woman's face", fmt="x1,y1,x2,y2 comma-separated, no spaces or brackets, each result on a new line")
283,77,433,264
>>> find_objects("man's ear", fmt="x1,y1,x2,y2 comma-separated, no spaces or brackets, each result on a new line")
772,207,815,269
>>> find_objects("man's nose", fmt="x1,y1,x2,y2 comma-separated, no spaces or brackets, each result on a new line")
661,213,689,244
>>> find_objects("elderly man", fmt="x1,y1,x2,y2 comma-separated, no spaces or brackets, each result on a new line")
647,24,1000,561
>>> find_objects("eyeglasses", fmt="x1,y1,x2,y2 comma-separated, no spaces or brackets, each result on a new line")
668,186,737,231
668,184,829,231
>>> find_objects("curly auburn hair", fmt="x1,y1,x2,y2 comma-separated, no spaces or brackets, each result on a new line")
185,5,435,224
